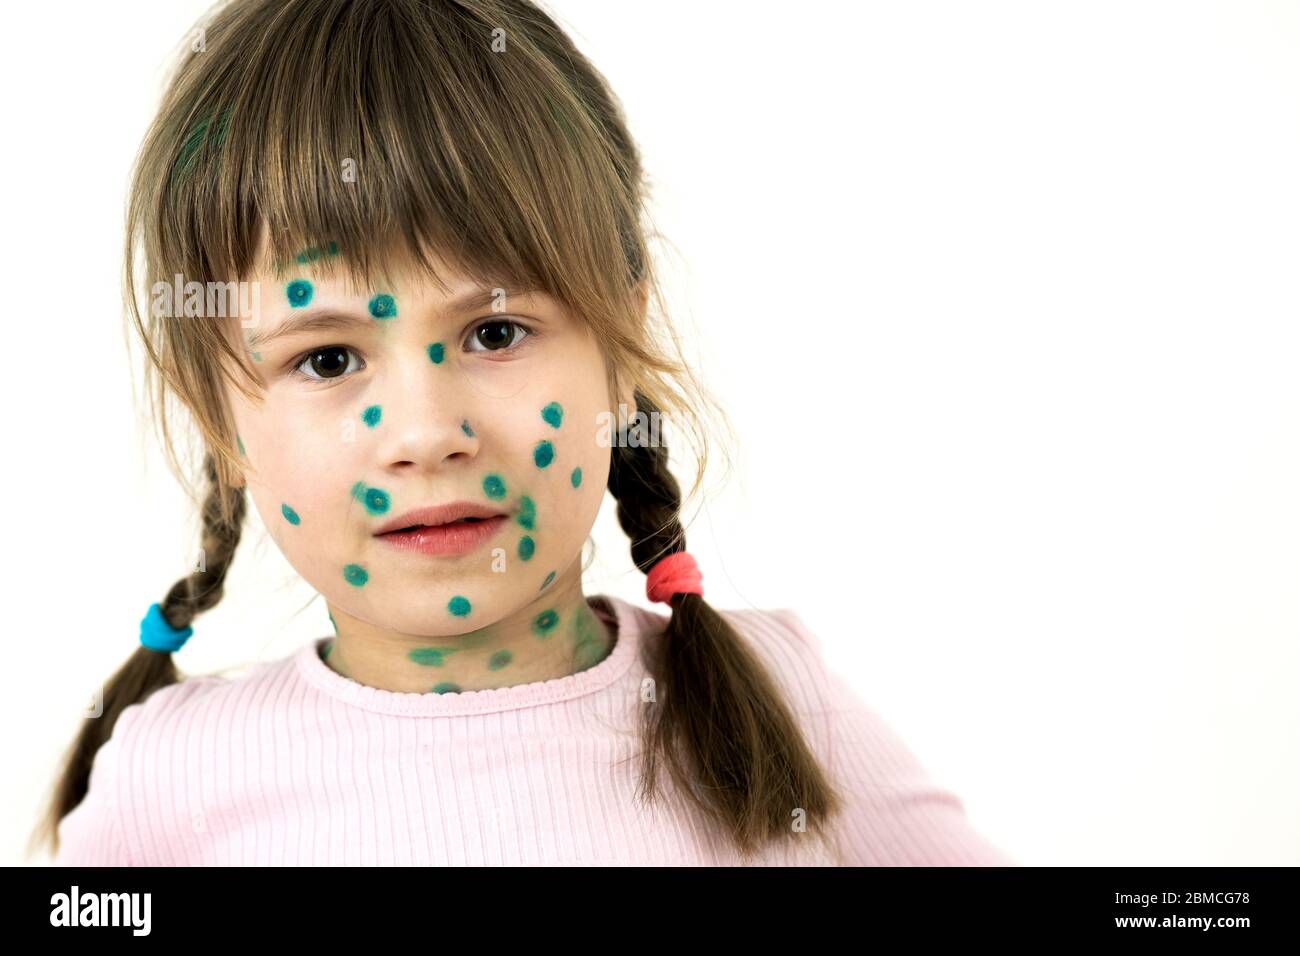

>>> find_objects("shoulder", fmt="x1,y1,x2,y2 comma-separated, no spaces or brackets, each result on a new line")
713,605,1018,866
52,648,304,865
712,604,842,715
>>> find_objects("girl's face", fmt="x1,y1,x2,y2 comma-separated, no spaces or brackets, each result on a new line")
226,243,628,637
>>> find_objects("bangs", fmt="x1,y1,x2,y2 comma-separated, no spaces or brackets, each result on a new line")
149,0,638,314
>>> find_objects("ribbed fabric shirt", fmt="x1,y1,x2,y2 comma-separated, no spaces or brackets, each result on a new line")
54,594,1016,866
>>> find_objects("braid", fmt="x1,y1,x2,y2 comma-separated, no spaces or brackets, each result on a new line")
154,452,247,636
35,451,247,857
608,391,843,861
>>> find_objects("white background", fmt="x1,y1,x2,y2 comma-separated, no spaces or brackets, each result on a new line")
2,0,1297,866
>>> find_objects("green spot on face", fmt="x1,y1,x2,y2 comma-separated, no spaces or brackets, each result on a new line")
252,351,262,362
409,647,452,666
570,467,582,488
343,563,368,587
281,503,301,525
488,650,513,671
540,570,556,591
532,608,559,637
351,481,391,515
328,611,337,633
286,279,313,308
427,342,445,364
482,473,506,499
369,293,397,319
361,405,382,427
541,402,564,428
533,440,554,469
448,595,472,617
236,433,246,456
518,535,535,561
461,419,474,437
431,682,461,694
517,495,536,530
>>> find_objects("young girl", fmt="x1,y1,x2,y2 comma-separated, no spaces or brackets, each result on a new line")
38,0,1015,866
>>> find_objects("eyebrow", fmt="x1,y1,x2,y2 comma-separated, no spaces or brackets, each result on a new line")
245,286,543,349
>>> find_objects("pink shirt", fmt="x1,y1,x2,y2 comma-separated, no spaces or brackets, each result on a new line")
55,594,1016,866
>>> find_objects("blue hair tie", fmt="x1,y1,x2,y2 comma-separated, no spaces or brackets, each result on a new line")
140,602,194,653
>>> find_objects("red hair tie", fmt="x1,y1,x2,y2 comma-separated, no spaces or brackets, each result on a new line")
645,551,704,605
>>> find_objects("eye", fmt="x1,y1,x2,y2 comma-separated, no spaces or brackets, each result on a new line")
291,345,365,381
464,318,533,353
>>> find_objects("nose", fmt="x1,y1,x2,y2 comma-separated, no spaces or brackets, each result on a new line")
371,345,479,473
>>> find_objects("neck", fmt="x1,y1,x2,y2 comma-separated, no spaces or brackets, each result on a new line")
320,575,615,694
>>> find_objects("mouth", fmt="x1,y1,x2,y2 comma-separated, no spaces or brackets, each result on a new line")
374,501,510,536
373,501,512,558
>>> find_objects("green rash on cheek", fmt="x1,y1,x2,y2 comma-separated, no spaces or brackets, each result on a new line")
540,569,556,591
488,649,513,671
517,495,536,530
448,595,472,616
361,405,382,427
532,608,559,637
517,535,535,561
482,473,506,499
369,293,397,319
541,402,563,428
280,503,301,525
343,564,368,586
431,682,461,694
285,279,313,308
351,481,391,515
570,467,582,488
427,342,445,364
533,440,555,469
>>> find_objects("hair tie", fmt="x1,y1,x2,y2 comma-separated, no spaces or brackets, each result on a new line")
140,602,194,653
645,550,704,605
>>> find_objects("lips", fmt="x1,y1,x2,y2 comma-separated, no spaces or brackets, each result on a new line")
374,501,509,536
375,514,510,558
